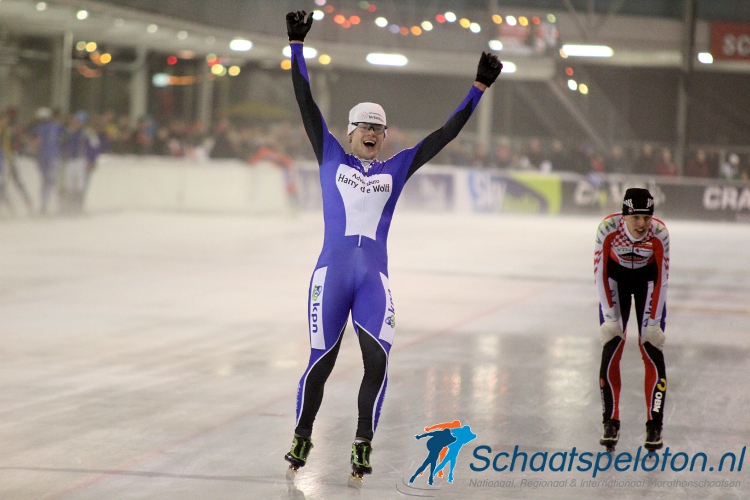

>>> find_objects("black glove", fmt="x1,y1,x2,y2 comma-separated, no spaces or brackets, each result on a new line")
286,11,313,42
475,51,503,87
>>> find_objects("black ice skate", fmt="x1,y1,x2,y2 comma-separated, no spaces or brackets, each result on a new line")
284,435,313,479
644,421,663,452
348,440,373,488
599,419,620,453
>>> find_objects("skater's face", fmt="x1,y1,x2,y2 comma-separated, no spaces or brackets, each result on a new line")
349,122,385,161
625,214,651,239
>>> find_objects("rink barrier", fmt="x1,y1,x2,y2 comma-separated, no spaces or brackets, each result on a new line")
563,172,750,222
7,155,290,215
298,162,750,222
8,157,749,221
83,156,290,214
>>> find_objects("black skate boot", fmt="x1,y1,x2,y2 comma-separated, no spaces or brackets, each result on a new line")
284,435,313,479
644,421,663,452
599,419,620,453
348,440,373,488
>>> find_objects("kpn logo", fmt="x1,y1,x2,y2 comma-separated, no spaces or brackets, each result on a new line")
407,420,477,486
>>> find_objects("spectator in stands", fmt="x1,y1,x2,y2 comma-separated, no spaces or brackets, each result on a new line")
152,126,172,156
109,115,133,154
589,151,606,174
720,153,741,180
28,107,65,214
525,138,544,170
606,145,629,174
183,120,209,160
1,109,34,214
547,139,572,172
133,116,157,155
685,149,710,178
488,140,514,169
706,149,721,178
655,148,678,176
740,155,750,181
61,111,103,214
576,142,605,175
89,114,110,171
209,118,241,159
571,142,589,174
634,143,657,176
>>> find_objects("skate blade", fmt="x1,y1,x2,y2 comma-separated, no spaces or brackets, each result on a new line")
348,472,364,489
286,466,299,481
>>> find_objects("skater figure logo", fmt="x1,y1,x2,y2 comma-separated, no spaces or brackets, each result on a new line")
408,420,477,486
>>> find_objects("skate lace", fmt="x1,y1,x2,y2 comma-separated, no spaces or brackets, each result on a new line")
352,442,372,467
291,437,313,459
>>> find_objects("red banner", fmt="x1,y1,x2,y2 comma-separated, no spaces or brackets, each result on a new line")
710,21,750,61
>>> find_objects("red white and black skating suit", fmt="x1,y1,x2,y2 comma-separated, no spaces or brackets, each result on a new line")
594,214,669,425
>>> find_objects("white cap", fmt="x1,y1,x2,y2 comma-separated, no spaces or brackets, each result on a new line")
347,102,386,135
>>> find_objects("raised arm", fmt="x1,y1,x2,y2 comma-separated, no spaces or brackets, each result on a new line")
287,11,328,165
404,52,503,181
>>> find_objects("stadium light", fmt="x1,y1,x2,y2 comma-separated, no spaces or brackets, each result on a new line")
282,46,318,59
230,39,253,51
366,53,408,66
697,52,713,64
561,44,613,57
152,73,170,87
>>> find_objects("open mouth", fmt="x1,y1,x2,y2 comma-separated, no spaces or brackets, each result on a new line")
363,139,376,148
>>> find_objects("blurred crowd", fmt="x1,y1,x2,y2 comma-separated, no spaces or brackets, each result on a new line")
2,107,749,216
433,137,750,181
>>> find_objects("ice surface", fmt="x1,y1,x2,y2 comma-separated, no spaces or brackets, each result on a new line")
0,212,748,499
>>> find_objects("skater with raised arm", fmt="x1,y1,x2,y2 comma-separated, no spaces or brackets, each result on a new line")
282,10,502,485
594,188,669,453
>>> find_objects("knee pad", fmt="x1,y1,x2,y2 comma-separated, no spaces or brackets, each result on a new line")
641,325,666,351
600,321,624,346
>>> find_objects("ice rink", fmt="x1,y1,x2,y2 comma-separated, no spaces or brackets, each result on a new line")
1,210,748,499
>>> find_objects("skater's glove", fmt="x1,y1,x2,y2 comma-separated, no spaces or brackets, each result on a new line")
599,321,623,346
641,324,665,351
475,51,503,87
286,11,313,42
